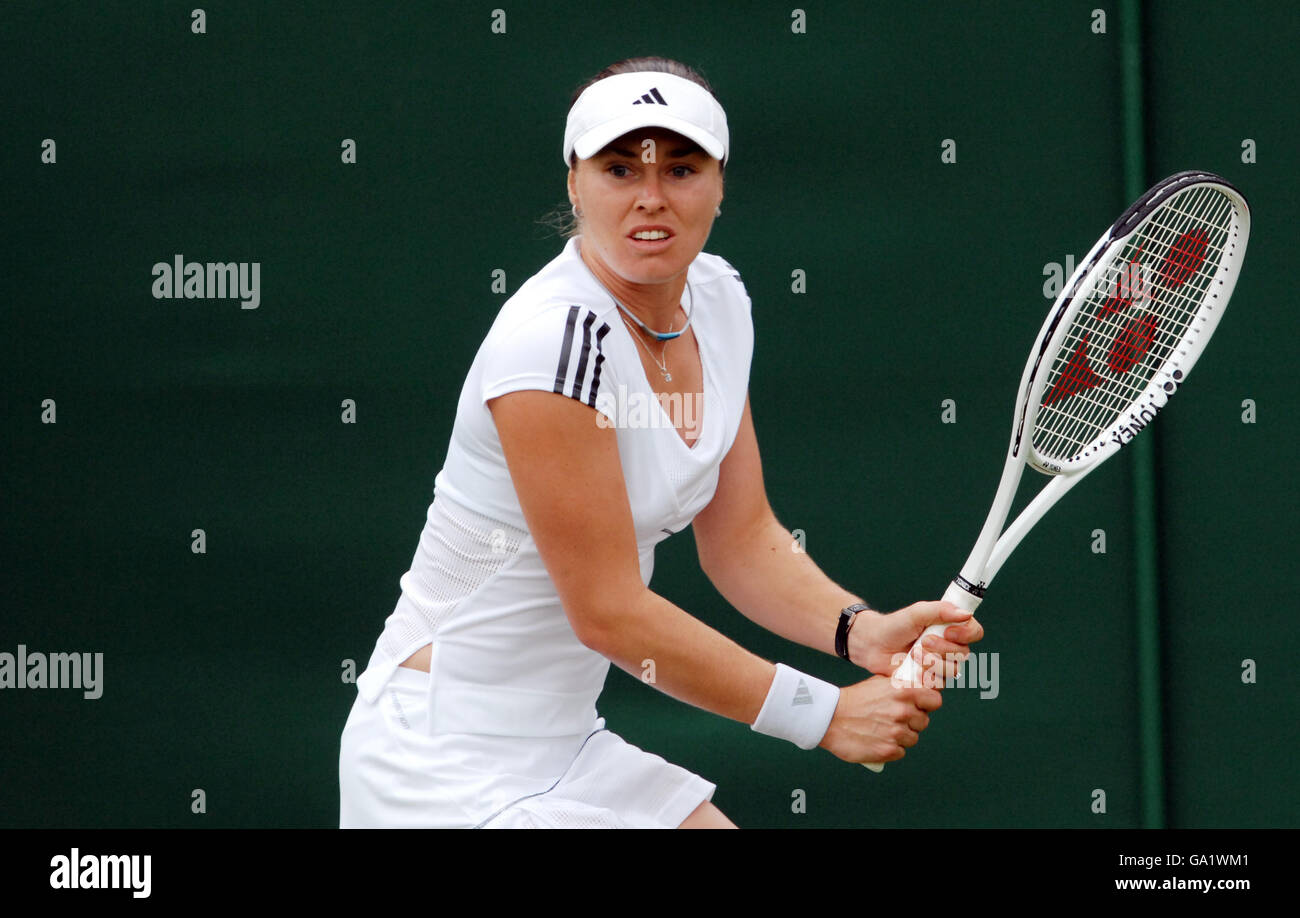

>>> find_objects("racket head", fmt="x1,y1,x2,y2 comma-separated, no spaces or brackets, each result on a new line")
1011,172,1251,476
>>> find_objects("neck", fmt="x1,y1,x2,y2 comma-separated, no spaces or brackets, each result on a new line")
577,237,686,332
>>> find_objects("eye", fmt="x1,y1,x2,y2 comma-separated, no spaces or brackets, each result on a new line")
607,163,633,178
670,164,696,177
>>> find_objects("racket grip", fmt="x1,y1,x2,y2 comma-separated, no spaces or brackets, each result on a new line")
861,581,984,772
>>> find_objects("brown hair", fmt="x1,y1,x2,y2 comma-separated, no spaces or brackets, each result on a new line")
539,57,724,239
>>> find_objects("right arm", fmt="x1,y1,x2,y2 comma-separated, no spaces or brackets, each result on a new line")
488,389,940,763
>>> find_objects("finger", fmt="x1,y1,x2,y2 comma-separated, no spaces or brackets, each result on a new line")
861,740,906,765
915,657,952,690
938,604,976,623
877,745,905,763
903,687,944,711
918,655,961,685
922,635,971,661
942,619,984,643
939,656,967,681
907,711,931,731
904,602,978,640
905,645,955,688
906,600,962,628
896,727,920,748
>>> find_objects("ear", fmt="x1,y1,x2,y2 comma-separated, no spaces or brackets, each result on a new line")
567,167,578,208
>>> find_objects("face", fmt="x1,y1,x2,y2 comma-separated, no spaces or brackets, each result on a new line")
567,126,724,288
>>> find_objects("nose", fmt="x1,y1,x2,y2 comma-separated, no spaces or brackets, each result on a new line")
635,170,667,210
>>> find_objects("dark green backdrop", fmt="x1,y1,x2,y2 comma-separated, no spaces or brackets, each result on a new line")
3,0,1296,828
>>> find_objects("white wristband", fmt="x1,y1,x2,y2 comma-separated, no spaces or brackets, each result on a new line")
750,663,841,750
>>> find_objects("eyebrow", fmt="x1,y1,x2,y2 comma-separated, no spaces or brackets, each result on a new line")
603,143,704,159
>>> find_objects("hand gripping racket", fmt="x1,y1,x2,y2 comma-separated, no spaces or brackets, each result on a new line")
864,171,1251,772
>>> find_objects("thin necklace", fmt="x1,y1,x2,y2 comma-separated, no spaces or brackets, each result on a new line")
621,313,675,381
613,279,695,341
613,280,693,382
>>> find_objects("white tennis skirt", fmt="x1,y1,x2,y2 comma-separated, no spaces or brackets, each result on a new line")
339,665,715,828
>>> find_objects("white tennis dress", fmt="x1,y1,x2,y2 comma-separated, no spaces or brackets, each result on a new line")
339,235,754,828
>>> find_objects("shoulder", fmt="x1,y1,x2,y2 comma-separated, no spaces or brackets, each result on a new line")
479,300,619,410
485,237,618,360
687,250,754,333
489,298,616,351
489,237,620,344
688,250,753,313
689,250,748,287
477,242,620,408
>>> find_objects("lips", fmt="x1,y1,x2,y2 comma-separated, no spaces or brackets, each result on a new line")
628,226,674,241
627,227,674,252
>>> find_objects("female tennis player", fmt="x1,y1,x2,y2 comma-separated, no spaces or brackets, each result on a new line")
338,57,984,829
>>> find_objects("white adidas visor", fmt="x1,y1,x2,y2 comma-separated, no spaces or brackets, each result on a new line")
563,71,729,167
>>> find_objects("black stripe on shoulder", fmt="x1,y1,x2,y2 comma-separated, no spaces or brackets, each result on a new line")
586,322,612,407
569,311,598,401
553,306,581,394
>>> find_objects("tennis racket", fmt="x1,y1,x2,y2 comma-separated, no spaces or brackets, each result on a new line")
864,171,1251,772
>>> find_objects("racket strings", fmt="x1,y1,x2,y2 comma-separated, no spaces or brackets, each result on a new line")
1067,191,1229,357
1059,185,1226,357
1033,185,1235,461
1037,188,1229,455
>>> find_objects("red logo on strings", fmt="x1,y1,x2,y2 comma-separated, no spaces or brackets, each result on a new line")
1042,334,1103,406
1040,228,1205,407
1106,312,1159,374
1098,247,1145,318
1159,229,1209,288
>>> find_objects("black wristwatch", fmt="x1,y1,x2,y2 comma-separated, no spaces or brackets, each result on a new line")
835,603,871,662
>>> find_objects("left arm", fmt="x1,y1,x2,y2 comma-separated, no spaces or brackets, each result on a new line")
692,395,982,675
